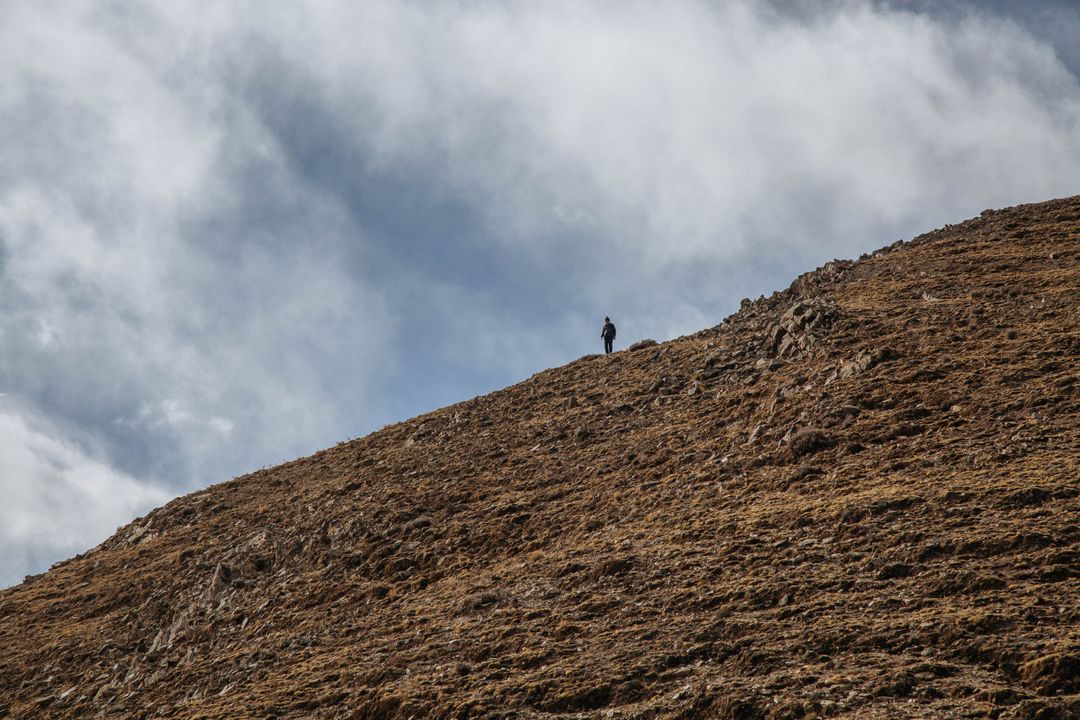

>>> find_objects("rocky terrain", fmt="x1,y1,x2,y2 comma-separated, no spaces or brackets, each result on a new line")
1,196,1078,719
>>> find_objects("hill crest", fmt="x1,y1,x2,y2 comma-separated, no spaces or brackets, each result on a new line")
2,196,1079,719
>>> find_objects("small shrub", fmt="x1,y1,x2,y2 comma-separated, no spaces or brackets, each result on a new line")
628,339,658,352
787,427,833,457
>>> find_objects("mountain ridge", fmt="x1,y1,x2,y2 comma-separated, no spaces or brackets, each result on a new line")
2,195,1079,719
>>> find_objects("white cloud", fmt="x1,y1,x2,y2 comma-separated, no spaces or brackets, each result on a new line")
0,2,394,504
258,0,1080,340
258,1,1080,267
0,402,170,587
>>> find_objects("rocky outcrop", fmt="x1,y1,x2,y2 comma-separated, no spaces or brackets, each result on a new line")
764,298,839,359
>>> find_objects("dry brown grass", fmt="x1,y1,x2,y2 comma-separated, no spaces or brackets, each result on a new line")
2,196,1079,719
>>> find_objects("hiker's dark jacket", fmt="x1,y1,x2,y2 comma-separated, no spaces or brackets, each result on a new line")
602,322,616,340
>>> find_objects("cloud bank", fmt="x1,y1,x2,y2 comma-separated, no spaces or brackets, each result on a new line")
238,0,1080,349
0,401,169,586
1,0,1079,585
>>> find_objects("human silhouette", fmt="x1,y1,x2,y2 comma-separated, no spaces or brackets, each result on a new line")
601,317,616,354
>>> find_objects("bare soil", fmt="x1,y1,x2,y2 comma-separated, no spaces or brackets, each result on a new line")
2,196,1079,719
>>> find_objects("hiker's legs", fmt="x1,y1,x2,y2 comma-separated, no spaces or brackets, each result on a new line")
604,338,613,354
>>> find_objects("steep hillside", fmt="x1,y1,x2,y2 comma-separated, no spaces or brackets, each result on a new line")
2,197,1078,720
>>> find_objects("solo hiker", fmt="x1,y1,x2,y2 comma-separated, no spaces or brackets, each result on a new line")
601,317,617,354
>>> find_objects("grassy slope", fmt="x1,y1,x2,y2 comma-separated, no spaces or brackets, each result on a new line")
1,196,1078,720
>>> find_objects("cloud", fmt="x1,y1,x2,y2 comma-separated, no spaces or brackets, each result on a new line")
249,0,1080,338
0,2,396,587
0,401,170,588
1,0,1079,585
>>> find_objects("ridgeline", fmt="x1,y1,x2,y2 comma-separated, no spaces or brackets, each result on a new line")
2,197,1078,719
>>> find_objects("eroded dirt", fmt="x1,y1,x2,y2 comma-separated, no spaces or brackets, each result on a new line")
2,197,1079,719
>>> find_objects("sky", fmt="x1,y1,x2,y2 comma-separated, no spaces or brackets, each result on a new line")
2,0,1080,587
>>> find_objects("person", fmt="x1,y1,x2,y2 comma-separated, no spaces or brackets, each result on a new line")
601,316,616,354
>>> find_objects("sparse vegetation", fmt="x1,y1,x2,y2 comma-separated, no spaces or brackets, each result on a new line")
785,426,833,457
2,196,1079,718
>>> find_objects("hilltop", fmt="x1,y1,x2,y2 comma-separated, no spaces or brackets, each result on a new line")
1,197,1078,719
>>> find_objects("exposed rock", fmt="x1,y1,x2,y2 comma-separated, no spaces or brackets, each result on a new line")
763,298,839,360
